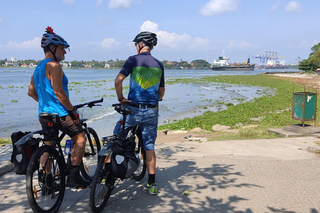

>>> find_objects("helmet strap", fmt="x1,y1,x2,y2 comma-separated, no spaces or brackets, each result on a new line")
49,45,58,62
138,42,143,53
138,42,151,53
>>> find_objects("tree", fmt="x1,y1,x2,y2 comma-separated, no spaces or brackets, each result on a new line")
190,59,211,69
309,47,320,68
298,59,315,73
299,43,320,72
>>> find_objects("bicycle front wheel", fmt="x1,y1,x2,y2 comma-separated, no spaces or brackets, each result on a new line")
26,146,65,213
132,129,147,180
90,155,115,213
81,127,101,181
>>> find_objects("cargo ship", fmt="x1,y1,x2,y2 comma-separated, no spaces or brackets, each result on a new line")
211,52,255,71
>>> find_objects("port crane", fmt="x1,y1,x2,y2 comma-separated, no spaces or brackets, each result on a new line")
253,51,290,65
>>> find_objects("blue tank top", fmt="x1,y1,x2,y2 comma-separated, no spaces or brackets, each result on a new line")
33,59,69,117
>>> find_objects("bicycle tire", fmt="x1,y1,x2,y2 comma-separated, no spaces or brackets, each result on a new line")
90,156,115,213
80,127,101,181
132,130,147,180
26,146,65,213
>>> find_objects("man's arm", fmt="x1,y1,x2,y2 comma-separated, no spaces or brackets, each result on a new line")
159,87,165,101
115,73,130,105
28,74,39,102
47,62,73,111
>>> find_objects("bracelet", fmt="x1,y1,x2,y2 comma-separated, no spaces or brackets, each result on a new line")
118,97,124,101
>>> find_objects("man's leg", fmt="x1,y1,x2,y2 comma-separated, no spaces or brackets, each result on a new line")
142,107,159,194
146,150,156,182
71,132,86,166
67,127,90,187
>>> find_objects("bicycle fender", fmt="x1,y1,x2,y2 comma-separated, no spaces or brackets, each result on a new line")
15,130,46,145
98,143,113,156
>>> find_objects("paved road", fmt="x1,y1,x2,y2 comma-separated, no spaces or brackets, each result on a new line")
1,136,320,212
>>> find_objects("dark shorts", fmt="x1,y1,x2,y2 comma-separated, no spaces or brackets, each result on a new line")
39,115,83,139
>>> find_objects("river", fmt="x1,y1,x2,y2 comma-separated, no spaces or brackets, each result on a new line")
0,67,300,139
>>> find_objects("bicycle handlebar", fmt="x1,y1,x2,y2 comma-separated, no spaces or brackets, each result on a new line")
112,103,133,115
73,98,104,110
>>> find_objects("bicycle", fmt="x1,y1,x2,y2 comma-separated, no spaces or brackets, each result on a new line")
20,98,103,213
89,103,146,213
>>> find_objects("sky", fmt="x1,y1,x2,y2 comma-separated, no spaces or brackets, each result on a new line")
0,0,319,65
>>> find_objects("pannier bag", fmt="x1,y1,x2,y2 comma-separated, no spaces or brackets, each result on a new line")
11,131,39,175
110,129,139,179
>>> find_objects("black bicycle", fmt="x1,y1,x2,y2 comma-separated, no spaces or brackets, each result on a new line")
89,104,146,213
22,98,103,213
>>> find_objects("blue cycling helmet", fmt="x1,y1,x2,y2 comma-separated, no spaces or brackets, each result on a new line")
41,26,70,48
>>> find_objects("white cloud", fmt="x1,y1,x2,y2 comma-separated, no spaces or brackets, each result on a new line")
226,40,260,49
6,37,41,50
101,38,120,48
140,20,159,32
270,3,279,11
285,1,301,13
287,39,320,49
62,0,75,4
108,0,132,9
96,0,103,6
138,21,212,50
0,18,3,23
189,37,211,50
157,31,192,49
199,0,239,16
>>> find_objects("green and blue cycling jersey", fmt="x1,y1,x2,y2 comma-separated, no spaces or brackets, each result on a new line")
120,52,165,105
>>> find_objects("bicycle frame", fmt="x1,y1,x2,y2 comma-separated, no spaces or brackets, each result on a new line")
24,98,103,213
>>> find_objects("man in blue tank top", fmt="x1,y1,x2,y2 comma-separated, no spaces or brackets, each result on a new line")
28,27,90,188
115,31,165,195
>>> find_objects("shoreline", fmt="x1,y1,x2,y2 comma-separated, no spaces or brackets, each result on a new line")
1,72,317,143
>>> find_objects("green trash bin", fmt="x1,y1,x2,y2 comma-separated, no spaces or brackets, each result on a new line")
292,91,317,127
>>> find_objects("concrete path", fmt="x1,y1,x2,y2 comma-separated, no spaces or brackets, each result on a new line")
1,136,320,212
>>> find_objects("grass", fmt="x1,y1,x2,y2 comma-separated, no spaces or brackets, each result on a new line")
208,126,280,141
159,74,317,140
0,138,11,146
1,74,316,143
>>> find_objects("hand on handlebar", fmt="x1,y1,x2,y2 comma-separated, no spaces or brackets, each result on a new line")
68,109,80,122
119,98,131,106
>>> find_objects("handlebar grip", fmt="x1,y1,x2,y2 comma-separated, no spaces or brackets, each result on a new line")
73,98,104,110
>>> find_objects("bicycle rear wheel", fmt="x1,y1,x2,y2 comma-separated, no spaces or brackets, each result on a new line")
132,129,146,180
81,127,101,181
90,155,115,213
26,146,65,213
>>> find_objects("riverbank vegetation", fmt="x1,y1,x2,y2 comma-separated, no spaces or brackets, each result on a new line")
299,43,320,72
0,138,10,146
159,75,318,139
1,74,317,144
1,58,211,70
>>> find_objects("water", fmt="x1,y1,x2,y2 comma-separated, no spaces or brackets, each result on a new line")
0,67,300,139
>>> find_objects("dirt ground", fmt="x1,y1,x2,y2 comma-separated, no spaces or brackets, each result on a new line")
155,72,320,143
155,129,216,143
271,72,320,91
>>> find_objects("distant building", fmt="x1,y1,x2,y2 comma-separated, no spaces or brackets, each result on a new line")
29,63,37,68
105,62,112,69
61,62,71,68
5,62,14,66
84,63,92,68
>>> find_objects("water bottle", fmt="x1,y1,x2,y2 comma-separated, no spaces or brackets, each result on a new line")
65,139,73,155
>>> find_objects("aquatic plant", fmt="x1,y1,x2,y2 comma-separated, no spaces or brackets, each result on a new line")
159,75,307,131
